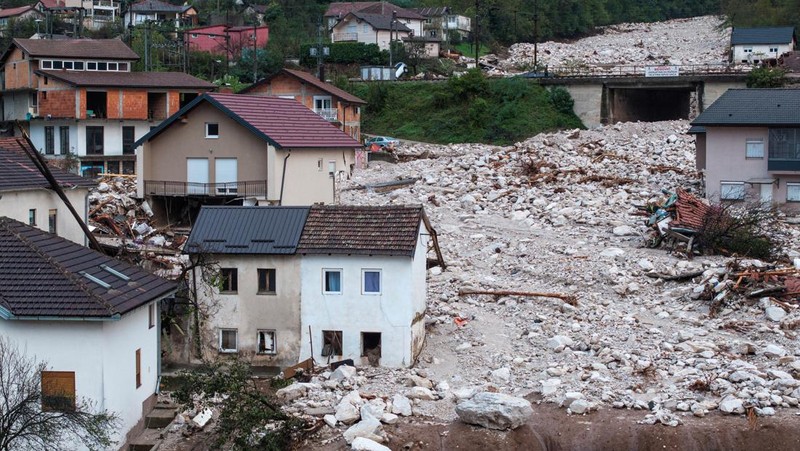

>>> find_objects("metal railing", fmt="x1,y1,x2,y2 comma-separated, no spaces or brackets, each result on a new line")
544,63,752,79
315,108,338,121
144,180,267,197
332,32,358,42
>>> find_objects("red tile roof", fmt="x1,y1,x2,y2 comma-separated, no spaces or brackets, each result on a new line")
37,70,215,89
0,5,39,18
241,68,366,104
12,38,140,60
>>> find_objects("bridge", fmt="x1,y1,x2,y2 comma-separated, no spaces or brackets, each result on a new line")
532,64,750,128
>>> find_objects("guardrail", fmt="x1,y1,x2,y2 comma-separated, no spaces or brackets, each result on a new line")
144,180,267,197
542,63,752,79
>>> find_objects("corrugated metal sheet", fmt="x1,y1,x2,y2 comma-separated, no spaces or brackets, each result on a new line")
185,206,310,255
691,89,800,126
731,27,795,46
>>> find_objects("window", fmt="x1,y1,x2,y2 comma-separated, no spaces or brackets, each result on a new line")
53,60,62,69
41,60,52,69
108,62,117,71
363,24,369,33
191,33,198,38
720,182,745,201
743,47,753,53
63,61,73,70
328,160,336,175
746,139,764,158
323,269,342,294
219,329,238,352
135,349,141,388
317,158,323,171
322,330,342,356
205,123,219,138
97,62,107,71
59,126,69,154
86,126,104,155
28,208,36,226
361,332,381,358
87,62,97,70
44,126,54,155
74,61,84,70
118,62,128,71
770,47,778,53
219,268,238,293
148,303,156,329
362,269,381,294
788,183,800,202
122,126,135,154
41,371,75,411
257,330,276,354
48,209,56,234
257,268,276,294
429,30,437,37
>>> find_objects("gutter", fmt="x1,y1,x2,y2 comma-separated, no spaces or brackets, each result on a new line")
0,308,122,321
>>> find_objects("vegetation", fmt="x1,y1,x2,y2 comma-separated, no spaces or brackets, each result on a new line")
696,203,778,260
347,69,583,145
746,66,788,88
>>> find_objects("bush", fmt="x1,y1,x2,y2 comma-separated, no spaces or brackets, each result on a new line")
695,204,777,260
746,66,787,88
549,87,575,114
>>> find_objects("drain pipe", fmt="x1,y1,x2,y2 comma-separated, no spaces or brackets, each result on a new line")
278,151,291,206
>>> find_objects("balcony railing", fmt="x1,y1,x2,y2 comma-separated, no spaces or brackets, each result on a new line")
332,32,358,42
315,108,338,121
144,180,267,197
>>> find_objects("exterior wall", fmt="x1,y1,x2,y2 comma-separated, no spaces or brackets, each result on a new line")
299,254,417,367
409,222,429,361
702,81,748,111
186,25,269,57
38,77,78,118
3,90,30,120
563,84,603,128
0,188,89,245
273,147,356,205
31,120,151,158
0,302,158,450
3,47,35,90
186,25,229,54
194,254,301,367
331,18,410,50
732,42,795,63
695,133,707,170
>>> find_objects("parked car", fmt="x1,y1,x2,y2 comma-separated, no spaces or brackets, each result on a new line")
365,136,399,150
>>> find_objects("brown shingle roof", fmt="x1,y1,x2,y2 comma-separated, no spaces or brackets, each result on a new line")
36,70,215,89
241,68,366,104
325,2,423,20
0,137,95,192
0,217,177,318
13,38,140,60
297,205,424,256
0,5,39,18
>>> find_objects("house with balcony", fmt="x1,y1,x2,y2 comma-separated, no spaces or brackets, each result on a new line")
125,0,198,28
135,93,362,225
326,2,424,50
240,68,366,141
411,6,471,42
185,24,269,60
691,88,800,206
731,27,796,64
0,38,215,176
325,1,424,35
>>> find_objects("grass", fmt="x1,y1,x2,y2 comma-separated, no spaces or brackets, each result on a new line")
453,42,492,58
347,71,584,146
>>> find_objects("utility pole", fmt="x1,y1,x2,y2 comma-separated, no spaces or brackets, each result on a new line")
311,18,329,81
144,21,150,71
533,0,539,70
474,0,479,66
252,21,257,83
389,10,396,79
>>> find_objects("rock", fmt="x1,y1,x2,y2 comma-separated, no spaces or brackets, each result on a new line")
612,225,635,236
455,392,534,430
569,399,590,414
541,378,562,396
276,383,308,402
637,258,655,271
343,418,384,445
452,387,477,400
330,365,358,383
407,387,437,400
764,344,788,358
406,375,433,389
335,402,361,425
351,437,391,451
563,392,584,406
767,369,794,380
765,306,787,322
600,247,625,258
97,182,110,192
324,414,337,428
546,335,574,352
757,407,776,417
391,394,413,416
360,403,383,422
719,395,745,414
491,367,512,384
381,413,399,424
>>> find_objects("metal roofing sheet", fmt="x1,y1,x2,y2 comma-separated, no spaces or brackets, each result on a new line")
730,27,795,45
691,89,800,126
185,206,310,255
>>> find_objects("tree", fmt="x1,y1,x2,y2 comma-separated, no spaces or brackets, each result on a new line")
0,337,118,451
746,66,787,88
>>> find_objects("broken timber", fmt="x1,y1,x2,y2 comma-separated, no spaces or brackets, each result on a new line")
644,270,705,281
458,288,577,306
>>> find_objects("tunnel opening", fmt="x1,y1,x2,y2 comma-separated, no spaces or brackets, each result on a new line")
609,87,693,123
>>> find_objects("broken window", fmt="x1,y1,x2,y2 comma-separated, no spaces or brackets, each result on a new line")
86,92,107,118
361,332,381,366
362,269,381,294
257,268,276,294
219,329,238,352
41,371,76,411
322,330,342,356
219,268,238,293
323,269,342,294
257,330,276,354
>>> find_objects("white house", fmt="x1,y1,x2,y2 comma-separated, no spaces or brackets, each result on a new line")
0,217,177,450
731,27,796,64
0,137,95,245
331,11,413,50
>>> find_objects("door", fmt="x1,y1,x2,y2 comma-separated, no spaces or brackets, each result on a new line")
186,158,209,194
760,183,773,204
215,158,237,194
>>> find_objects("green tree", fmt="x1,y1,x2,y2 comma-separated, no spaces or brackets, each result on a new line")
746,66,787,88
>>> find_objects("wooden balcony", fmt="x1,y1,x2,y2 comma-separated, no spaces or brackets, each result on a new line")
144,180,267,197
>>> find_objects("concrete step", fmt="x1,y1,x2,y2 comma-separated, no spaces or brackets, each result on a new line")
128,428,161,451
145,407,177,429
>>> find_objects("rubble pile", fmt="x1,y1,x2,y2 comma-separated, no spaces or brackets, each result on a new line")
496,16,732,72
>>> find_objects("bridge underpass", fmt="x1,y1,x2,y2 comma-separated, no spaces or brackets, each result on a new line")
607,85,695,123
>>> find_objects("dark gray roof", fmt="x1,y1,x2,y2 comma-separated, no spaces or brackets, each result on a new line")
410,7,450,17
687,125,706,134
0,217,177,319
691,89,800,126
185,206,310,254
350,11,412,32
0,137,95,192
731,27,795,45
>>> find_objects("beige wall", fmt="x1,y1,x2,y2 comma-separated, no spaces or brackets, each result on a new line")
0,188,89,245
272,147,356,205
195,254,302,368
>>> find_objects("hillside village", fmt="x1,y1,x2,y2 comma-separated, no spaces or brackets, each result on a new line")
1,1,800,450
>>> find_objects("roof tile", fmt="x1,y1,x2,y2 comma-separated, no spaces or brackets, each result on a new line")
0,137,96,192
37,70,215,89
13,38,140,60
692,88,800,126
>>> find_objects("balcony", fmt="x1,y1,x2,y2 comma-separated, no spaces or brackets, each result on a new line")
144,180,267,197
332,32,358,42
315,108,338,122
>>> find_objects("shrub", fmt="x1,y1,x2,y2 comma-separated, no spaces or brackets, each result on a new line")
549,87,575,114
746,66,787,88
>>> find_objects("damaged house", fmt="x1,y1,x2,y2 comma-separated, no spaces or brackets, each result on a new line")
183,204,439,368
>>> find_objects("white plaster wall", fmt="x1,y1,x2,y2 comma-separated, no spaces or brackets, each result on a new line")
733,43,793,63
705,126,768,202
30,120,79,156
409,222,429,359
273,148,355,205
0,303,158,450
299,254,416,367
0,188,89,245
75,120,152,157
3,91,29,121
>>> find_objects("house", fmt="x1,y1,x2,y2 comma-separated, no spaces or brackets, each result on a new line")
0,137,94,245
331,11,411,50
185,24,269,60
184,204,437,368
39,0,121,30
135,93,362,223
240,68,367,141
410,6,471,42
124,0,198,28
0,5,45,31
730,27,796,64
0,216,177,449
324,1,425,37
690,88,800,206
0,38,215,176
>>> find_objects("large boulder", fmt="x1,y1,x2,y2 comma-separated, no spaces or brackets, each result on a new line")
343,417,385,444
391,394,412,416
455,392,533,430
351,437,391,451
330,365,358,383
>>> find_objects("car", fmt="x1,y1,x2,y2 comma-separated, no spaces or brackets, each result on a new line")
364,136,399,150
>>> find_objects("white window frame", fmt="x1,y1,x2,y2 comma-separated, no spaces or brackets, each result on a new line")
323,268,343,294
41,60,52,69
769,47,779,53
219,329,238,353
362,269,382,295
745,138,764,159
787,183,800,202
257,330,276,354
205,122,219,138
720,181,746,201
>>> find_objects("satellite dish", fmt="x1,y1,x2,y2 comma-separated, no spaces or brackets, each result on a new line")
394,62,407,79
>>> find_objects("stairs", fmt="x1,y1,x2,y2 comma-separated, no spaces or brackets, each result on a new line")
128,403,179,451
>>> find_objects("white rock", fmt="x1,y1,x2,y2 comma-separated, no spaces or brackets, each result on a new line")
406,386,437,400
276,383,308,402
637,258,655,271
768,369,794,380
719,395,745,414
380,413,399,424
541,378,561,396
764,344,788,358
491,367,512,384
343,418,384,444
600,247,625,258
391,394,412,416
324,414,337,428
765,306,787,322
612,225,635,236
351,437,391,451
455,392,533,430
568,399,590,414
546,335,574,352
330,365,358,383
